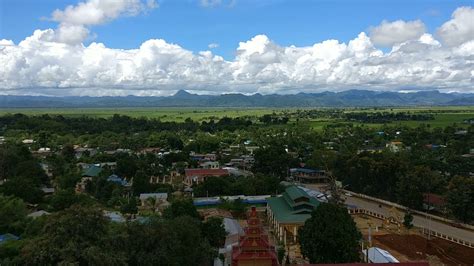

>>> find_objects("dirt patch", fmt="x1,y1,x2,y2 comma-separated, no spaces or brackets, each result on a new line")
373,234,474,265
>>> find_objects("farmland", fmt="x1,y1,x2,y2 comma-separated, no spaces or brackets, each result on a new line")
0,106,472,130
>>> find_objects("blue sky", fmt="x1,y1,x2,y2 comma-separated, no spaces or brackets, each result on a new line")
1,0,470,59
0,0,473,96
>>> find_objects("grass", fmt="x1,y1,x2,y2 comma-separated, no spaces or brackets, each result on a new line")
0,107,280,122
0,107,472,129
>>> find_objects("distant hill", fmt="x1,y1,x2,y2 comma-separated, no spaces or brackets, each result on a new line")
0,90,473,108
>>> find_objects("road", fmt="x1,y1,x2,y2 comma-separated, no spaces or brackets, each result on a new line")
344,195,474,244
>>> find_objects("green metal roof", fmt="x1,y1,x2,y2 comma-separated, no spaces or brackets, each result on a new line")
267,186,320,224
285,185,310,201
82,165,103,177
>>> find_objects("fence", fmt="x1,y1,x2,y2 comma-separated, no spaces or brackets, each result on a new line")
347,202,474,248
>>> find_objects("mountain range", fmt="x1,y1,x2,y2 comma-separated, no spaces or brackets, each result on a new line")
1,90,473,108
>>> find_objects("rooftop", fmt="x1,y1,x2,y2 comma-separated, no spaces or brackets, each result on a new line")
185,168,228,177
267,185,320,224
82,165,102,177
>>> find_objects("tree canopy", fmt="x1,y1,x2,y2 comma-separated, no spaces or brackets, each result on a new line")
299,203,361,263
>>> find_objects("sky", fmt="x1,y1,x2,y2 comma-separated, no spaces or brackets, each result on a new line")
0,0,473,96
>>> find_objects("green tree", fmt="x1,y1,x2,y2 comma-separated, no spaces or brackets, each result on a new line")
446,176,474,223
0,195,28,235
120,198,138,215
299,203,361,263
252,145,296,178
1,177,43,204
202,217,227,248
163,198,200,219
403,212,414,229
49,189,83,211
21,205,123,265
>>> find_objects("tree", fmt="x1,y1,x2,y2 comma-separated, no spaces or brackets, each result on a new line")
252,145,296,178
299,203,361,263
61,143,75,162
446,176,474,223
163,198,200,219
21,205,123,265
403,212,414,229
202,217,227,248
120,198,138,215
1,177,43,204
109,216,213,265
0,195,28,235
49,189,84,211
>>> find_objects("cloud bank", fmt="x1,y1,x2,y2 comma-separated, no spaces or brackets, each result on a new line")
0,3,473,96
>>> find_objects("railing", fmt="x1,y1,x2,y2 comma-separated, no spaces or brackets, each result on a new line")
348,207,474,248
343,189,474,231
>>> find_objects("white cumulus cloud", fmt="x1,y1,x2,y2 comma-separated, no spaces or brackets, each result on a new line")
0,5,473,96
437,6,474,47
49,0,157,44
369,19,426,47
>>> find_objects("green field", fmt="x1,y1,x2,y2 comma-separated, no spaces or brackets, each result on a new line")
0,107,472,129
0,107,281,122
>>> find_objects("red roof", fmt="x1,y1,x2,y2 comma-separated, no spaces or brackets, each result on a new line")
184,168,228,178
232,207,278,266
423,193,446,207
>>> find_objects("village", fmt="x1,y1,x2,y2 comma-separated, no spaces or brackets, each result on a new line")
1,119,472,265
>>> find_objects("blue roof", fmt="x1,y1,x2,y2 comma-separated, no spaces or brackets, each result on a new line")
290,168,322,174
107,174,128,186
0,233,20,244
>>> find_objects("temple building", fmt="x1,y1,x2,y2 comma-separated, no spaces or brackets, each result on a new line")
266,186,320,246
231,207,279,266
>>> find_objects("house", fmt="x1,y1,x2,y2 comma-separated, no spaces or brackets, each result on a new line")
362,247,399,263
139,193,169,210
200,161,220,169
245,146,259,154
455,130,468,135
357,147,384,154
28,210,50,219
184,168,229,186
190,153,206,161
76,177,92,193
100,162,117,170
40,163,53,178
0,234,20,245
267,186,320,245
104,211,126,223
74,147,98,159
290,168,327,183
22,139,34,144
204,153,217,161
386,141,403,153
149,171,181,184
137,147,161,155
41,187,55,195
75,166,102,193
82,165,102,178
107,174,129,186
423,193,446,212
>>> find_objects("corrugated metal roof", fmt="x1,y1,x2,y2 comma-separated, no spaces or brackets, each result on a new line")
82,165,102,177
267,186,320,224
363,247,399,263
